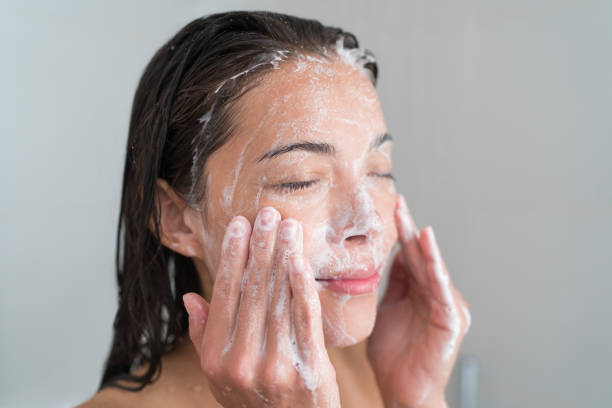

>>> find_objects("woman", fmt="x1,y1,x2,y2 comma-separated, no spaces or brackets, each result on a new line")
80,10,470,407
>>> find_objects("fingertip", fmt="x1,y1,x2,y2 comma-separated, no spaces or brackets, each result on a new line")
255,207,281,230
232,215,252,235
260,206,281,217
183,292,196,316
427,226,437,245
222,215,252,260
183,292,209,323
419,225,433,247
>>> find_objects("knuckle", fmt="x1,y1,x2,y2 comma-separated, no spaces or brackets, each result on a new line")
213,273,232,295
261,359,293,387
228,356,256,389
245,258,275,288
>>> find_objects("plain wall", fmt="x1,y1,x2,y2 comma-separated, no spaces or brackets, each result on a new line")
1,1,610,407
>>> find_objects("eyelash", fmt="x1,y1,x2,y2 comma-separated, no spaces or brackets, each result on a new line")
273,173,394,193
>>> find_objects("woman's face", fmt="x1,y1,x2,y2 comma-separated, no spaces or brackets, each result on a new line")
194,55,398,347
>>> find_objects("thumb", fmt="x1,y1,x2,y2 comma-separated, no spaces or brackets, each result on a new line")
183,292,210,355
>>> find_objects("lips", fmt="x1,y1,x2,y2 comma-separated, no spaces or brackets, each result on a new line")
315,264,382,295
315,263,379,280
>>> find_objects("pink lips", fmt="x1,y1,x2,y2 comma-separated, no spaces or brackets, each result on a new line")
316,267,381,295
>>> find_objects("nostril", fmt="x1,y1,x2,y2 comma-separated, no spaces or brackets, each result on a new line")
344,234,367,246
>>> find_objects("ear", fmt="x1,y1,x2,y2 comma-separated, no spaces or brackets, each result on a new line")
149,178,205,259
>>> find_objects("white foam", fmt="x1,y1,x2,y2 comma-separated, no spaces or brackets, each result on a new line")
290,315,318,405
214,50,291,94
190,101,217,198
333,35,377,79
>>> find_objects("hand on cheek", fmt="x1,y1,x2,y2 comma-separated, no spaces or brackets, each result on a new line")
366,194,471,408
183,208,341,408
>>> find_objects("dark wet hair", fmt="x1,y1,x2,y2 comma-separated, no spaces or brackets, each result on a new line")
100,9,378,391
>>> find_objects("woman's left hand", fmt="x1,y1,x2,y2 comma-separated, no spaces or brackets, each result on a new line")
367,194,472,408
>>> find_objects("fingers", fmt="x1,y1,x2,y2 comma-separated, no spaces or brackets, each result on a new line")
419,226,455,308
206,216,251,346
395,194,428,287
265,219,302,357
288,251,325,363
183,292,210,355
233,207,281,352
397,198,473,337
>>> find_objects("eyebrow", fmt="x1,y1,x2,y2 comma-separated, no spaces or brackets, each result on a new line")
256,132,392,163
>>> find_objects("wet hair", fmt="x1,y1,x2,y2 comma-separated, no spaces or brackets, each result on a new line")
100,10,379,391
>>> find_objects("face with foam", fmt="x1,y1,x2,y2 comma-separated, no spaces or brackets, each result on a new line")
195,54,398,347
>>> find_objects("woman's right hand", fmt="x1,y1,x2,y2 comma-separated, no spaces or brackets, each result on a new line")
182,207,341,408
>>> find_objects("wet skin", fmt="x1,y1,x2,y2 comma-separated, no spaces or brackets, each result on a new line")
79,54,470,408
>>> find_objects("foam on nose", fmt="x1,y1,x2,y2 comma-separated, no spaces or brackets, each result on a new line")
326,185,383,245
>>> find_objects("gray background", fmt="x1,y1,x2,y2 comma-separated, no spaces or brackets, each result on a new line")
1,1,610,407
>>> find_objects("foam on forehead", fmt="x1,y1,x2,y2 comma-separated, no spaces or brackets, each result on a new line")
249,54,380,155
332,35,377,79
207,41,383,218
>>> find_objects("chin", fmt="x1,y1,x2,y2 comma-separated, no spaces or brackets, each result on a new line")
319,287,379,347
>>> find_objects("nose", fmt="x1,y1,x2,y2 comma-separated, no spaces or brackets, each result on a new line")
326,182,382,247
343,233,368,247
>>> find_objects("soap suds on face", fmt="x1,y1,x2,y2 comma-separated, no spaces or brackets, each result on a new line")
332,35,377,82
323,293,357,346
201,49,392,354
221,98,282,216
190,101,217,199
308,183,387,279
214,50,291,94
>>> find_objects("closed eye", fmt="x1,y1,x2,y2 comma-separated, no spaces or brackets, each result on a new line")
272,173,393,193
370,172,395,180
272,179,320,193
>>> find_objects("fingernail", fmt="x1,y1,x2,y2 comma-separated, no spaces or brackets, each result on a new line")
228,216,248,237
428,226,443,266
183,293,194,317
280,219,297,241
255,207,279,231
183,293,207,324
429,226,437,247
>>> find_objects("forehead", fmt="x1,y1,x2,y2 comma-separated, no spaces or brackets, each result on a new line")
227,56,386,155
